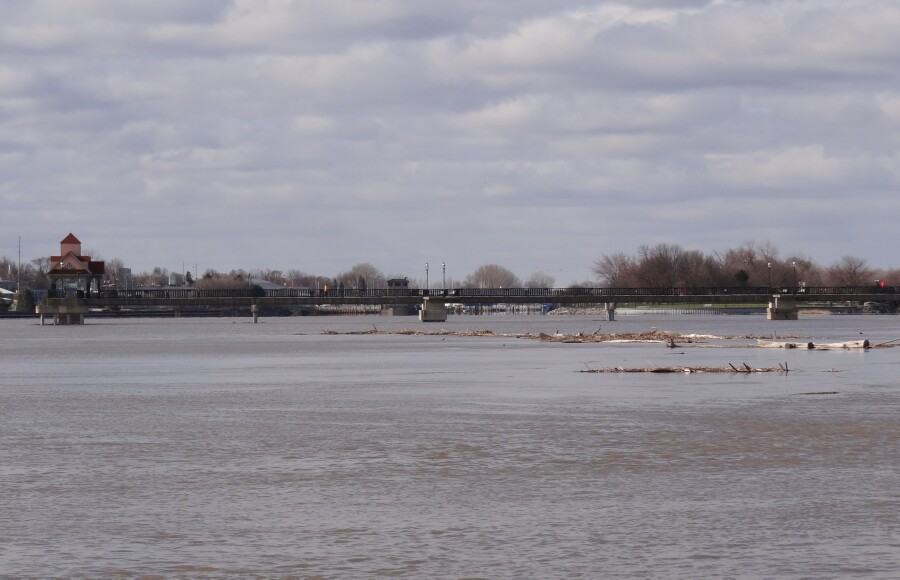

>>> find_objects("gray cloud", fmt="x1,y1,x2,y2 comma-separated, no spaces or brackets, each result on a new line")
2,0,899,282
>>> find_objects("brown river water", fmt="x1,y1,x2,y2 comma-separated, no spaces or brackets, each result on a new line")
1,314,898,578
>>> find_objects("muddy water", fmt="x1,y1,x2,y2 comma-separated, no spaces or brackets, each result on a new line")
1,314,898,578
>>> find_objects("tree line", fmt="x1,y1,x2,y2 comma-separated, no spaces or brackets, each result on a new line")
2,240,897,302
188,263,549,292
0,253,551,294
592,242,896,288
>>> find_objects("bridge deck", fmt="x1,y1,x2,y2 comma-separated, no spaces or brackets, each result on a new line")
46,286,899,309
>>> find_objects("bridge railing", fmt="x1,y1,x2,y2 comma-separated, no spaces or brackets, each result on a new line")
45,284,896,302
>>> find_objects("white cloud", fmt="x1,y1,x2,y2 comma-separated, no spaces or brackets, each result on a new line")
2,0,900,277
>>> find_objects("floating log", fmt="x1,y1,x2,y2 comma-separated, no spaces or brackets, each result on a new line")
757,339,869,350
322,328,500,337
321,329,826,350
581,363,789,374
537,330,693,344
814,339,869,350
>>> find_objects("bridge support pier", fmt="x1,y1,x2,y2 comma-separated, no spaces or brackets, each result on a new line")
36,300,88,325
605,303,616,322
419,297,448,322
767,295,798,320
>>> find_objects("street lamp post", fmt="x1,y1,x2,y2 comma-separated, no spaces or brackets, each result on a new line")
442,262,446,288
425,262,429,290
767,262,771,288
792,261,797,291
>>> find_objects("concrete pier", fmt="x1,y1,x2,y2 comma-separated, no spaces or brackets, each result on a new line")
36,299,90,325
767,295,799,320
605,303,616,321
419,297,448,322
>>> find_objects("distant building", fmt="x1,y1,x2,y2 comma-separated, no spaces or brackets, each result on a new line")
385,277,416,315
248,277,287,291
0,285,14,304
47,233,105,293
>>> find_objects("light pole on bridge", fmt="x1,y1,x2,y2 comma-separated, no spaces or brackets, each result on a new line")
442,262,445,288
425,262,429,290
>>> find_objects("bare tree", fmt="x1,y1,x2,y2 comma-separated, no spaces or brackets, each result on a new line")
31,256,51,275
151,266,169,286
525,271,556,288
678,250,722,288
635,243,684,287
463,264,521,288
827,256,870,286
594,241,794,288
104,257,126,287
334,263,386,290
757,240,779,265
24,258,50,289
726,242,758,268
251,269,285,285
285,269,319,288
872,267,899,286
784,255,821,287
593,252,636,287
132,266,169,287
719,242,761,286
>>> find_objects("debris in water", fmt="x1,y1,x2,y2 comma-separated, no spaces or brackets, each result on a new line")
580,363,790,374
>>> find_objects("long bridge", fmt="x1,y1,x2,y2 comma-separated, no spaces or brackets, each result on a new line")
39,285,899,324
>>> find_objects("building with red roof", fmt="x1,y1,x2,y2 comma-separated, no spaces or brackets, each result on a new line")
48,233,105,295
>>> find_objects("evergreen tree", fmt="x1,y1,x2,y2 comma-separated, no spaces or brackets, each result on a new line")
14,287,36,312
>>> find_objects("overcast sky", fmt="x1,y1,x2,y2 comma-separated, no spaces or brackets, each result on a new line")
2,0,899,284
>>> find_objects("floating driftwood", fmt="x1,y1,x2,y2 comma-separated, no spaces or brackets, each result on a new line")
582,362,789,374
321,328,709,343
757,339,869,350
537,330,706,344
321,328,840,350
322,328,501,337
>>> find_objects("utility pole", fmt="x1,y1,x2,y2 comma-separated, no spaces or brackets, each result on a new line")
17,235,21,291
